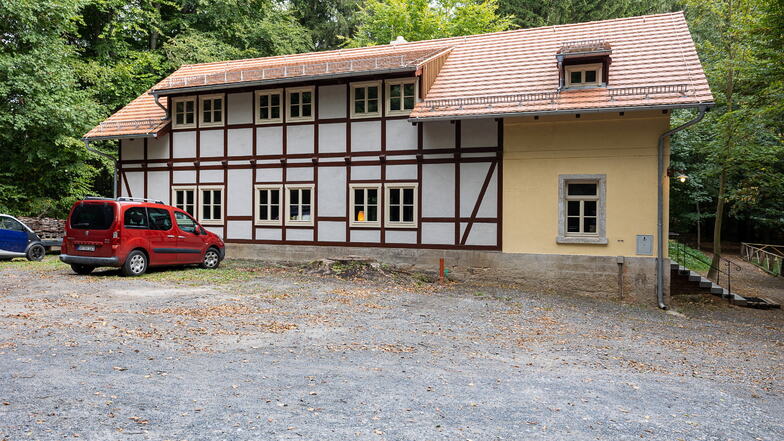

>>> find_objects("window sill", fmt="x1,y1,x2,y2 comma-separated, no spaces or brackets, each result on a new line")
200,220,224,226
386,110,413,117
385,223,418,229
350,112,382,120
172,124,197,130
255,221,283,227
556,235,608,245
349,222,381,228
255,119,283,125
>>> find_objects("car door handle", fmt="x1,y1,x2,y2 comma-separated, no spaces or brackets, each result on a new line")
167,235,175,238
177,236,186,239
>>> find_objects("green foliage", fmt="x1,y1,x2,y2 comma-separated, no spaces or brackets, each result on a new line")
669,240,712,273
346,0,514,46
497,0,678,28
291,0,360,50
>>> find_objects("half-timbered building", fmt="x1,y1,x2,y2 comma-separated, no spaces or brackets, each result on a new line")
83,12,713,305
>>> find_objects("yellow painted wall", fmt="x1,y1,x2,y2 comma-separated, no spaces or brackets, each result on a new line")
503,110,670,257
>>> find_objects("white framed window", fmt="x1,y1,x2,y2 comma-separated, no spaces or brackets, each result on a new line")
385,184,418,228
286,87,314,122
172,96,196,129
564,63,603,87
255,89,283,124
172,186,196,217
386,79,418,116
557,174,607,244
350,81,381,118
199,94,224,127
349,184,381,227
285,185,314,226
254,184,282,225
198,185,224,225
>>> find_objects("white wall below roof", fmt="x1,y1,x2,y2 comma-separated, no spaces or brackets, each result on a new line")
227,220,252,240
461,118,497,147
228,92,252,125
124,171,144,198
423,121,454,149
173,169,196,184
421,163,455,217
286,229,313,241
461,222,496,246
287,167,314,182
257,168,283,182
351,229,380,243
318,85,346,119
351,121,381,151
386,119,418,150
121,138,144,161
199,169,223,183
318,221,345,242
318,167,346,216
421,222,454,245
148,134,169,159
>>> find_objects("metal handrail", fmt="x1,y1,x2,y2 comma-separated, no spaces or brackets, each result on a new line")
423,91,560,109
608,84,688,99
670,239,742,298
741,242,783,276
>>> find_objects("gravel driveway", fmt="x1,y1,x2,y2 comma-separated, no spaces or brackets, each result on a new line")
0,257,782,440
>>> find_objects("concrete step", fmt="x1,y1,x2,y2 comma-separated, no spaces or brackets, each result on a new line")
671,262,757,308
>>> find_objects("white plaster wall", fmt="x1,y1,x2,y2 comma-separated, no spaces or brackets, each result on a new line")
287,167,313,182
319,85,346,119
319,123,346,153
205,226,224,239
385,230,417,244
148,134,169,160
386,164,417,180
257,228,282,241
200,129,223,158
459,162,491,217
421,163,454,217
121,138,144,161
199,169,223,184
386,119,418,151
351,121,381,152
228,128,252,157
421,222,454,245
147,171,169,204
478,167,497,218
422,121,455,149
257,168,282,183
317,167,346,217
351,166,380,181
461,222,497,246
257,126,282,155
173,132,196,158
227,169,252,216
461,118,497,148
351,229,380,243
124,171,144,198
286,229,313,241
173,169,196,184
228,92,253,125
318,221,345,242
287,125,314,154
227,220,252,240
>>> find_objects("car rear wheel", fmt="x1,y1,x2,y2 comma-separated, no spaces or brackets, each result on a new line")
71,264,95,275
121,250,148,276
26,244,45,261
200,248,221,269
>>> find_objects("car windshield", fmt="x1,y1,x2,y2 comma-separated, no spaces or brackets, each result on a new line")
70,203,115,230
0,217,26,232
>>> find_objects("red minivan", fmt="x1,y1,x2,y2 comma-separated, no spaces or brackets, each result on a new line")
60,197,225,276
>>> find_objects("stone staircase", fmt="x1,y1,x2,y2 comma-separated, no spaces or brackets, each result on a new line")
670,262,780,309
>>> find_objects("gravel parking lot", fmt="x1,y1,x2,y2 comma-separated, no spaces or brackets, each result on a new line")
1,257,782,440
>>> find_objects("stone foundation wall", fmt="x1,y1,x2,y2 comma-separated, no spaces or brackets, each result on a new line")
227,243,669,306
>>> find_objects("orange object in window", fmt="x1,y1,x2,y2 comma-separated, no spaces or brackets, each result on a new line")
357,210,365,222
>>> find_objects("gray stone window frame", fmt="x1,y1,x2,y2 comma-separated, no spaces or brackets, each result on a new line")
557,174,607,245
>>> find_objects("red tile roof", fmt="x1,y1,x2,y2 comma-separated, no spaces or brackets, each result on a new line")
84,12,712,139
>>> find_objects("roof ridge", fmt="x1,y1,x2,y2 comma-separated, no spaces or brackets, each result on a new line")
177,12,686,70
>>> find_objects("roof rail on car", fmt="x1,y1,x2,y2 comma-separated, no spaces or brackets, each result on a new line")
116,197,166,204
83,196,115,201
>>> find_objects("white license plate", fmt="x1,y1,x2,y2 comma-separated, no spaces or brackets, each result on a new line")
77,245,95,252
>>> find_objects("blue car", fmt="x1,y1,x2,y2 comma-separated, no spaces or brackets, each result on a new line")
0,214,48,261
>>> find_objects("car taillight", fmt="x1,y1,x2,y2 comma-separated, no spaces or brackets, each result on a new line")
111,230,120,245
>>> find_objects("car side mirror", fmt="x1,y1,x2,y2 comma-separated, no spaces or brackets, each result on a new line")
199,227,207,235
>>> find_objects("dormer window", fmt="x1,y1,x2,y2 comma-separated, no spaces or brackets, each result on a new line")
556,39,611,90
565,63,603,87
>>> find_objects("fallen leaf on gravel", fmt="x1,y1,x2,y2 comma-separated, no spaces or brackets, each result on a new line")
112,366,127,371
2,402,10,405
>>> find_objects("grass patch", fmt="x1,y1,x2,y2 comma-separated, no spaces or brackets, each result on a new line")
669,240,712,273
1,255,62,271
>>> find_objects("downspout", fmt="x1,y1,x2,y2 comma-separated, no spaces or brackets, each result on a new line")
84,139,118,199
656,105,708,309
153,92,169,118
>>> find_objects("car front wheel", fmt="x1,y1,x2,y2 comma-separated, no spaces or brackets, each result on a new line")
26,243,46,261
121,250,148,276
200,248,221,269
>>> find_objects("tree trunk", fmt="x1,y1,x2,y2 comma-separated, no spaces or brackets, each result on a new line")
708,169,727,280
696,200,701,250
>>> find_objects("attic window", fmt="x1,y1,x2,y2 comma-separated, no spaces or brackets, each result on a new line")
565,64,602,87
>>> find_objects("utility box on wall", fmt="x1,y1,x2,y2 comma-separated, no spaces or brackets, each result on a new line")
636,235,653,255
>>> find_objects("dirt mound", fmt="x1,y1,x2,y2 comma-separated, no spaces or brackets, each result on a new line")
304,257,435,284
